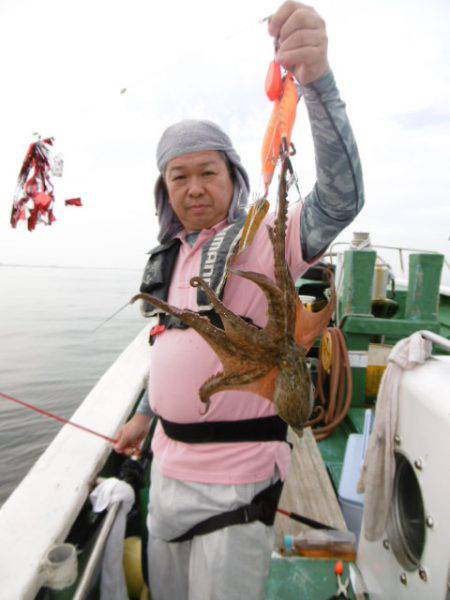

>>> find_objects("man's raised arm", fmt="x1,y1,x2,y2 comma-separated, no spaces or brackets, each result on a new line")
269,1,364,262
299,71,364,261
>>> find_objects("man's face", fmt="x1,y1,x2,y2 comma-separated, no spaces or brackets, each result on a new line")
164,150,234,232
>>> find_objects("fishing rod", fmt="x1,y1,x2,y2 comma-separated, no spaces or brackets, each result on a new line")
0,390,118,445
276,507,336,531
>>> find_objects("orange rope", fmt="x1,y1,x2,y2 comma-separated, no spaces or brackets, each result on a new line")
307,327,353,441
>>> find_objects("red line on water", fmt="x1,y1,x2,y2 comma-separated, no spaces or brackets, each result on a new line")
0,391,118,444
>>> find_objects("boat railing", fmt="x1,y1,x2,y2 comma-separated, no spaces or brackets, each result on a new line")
326,241,450,273
419,330,450,353
72,498,121,600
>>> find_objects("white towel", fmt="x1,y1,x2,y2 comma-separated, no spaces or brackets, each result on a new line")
90,478,135,600
357,332,432,541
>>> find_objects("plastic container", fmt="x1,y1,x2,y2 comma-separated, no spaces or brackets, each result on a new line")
338,435,365,539
338,410,372,540
282,530,357,562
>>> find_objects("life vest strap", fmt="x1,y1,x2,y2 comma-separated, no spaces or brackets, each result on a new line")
169,479,284,543
159,415,288,444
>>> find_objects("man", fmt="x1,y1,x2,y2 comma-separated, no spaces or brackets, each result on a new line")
115,2,364,598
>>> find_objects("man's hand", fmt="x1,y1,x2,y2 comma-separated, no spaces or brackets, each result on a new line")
269,1,329,86
114,413,151,456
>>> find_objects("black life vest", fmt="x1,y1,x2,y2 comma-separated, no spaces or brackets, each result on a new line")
140,219,245,318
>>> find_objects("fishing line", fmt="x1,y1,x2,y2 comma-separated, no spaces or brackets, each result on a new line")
118,15,271,101
223,15,271,42
91,299,133,333
0,390,118,444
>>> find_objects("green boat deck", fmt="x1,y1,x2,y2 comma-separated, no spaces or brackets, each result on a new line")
267,558,356,599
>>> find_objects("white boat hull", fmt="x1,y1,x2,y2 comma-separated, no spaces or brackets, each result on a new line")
357,354,450,599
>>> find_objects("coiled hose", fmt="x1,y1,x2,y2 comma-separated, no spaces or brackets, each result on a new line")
306,327,353,441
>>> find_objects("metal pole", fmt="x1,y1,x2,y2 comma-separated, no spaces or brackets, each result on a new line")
420,330,450,352
72,502,121,600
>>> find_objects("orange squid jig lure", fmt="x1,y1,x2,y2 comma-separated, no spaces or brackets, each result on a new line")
239,59,300,253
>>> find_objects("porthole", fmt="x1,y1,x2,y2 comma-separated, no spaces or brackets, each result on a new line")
386,452,426,571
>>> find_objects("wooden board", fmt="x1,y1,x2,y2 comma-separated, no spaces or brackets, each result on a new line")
274,427,347,548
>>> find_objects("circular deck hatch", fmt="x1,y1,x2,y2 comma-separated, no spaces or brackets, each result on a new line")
387,452,426,571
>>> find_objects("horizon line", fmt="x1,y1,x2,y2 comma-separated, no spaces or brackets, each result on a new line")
0,262,141,271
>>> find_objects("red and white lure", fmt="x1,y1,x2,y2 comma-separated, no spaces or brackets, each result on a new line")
10,136,82,231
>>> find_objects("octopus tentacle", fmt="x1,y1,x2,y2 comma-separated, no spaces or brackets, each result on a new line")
268,219,296,320
131,293,240,359
294,271,336,350
272,160,289,292
189,276,261,352
199,365,272,413
230,268,287,337
273,159,298,334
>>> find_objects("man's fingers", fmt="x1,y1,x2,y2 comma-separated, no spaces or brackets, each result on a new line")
269,1,313,38
113,414,150,455
279,8,324,44
268,1,329,85
114,439,130,454
114,430,138,454
278,28,325,53
277,46,322,69
114,440,141,456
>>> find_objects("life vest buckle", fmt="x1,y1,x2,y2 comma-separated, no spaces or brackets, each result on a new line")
149,324,166,345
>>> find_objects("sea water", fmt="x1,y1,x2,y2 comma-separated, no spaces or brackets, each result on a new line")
0,265,146,506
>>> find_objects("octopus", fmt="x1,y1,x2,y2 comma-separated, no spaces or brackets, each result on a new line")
131,157,335,435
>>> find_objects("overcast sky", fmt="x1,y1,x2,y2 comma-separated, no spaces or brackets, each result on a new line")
0,0,449,283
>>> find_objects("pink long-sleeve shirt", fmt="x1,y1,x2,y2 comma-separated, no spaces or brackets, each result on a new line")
148,201,311,485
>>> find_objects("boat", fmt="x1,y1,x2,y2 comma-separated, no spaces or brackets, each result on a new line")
0,235,449,599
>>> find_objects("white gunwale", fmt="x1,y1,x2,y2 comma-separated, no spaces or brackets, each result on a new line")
0,326,151,600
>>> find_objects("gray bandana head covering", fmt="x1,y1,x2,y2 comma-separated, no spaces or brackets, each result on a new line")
154,119,250,244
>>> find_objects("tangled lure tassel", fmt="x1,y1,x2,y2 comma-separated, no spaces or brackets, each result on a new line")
10,136,82,231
